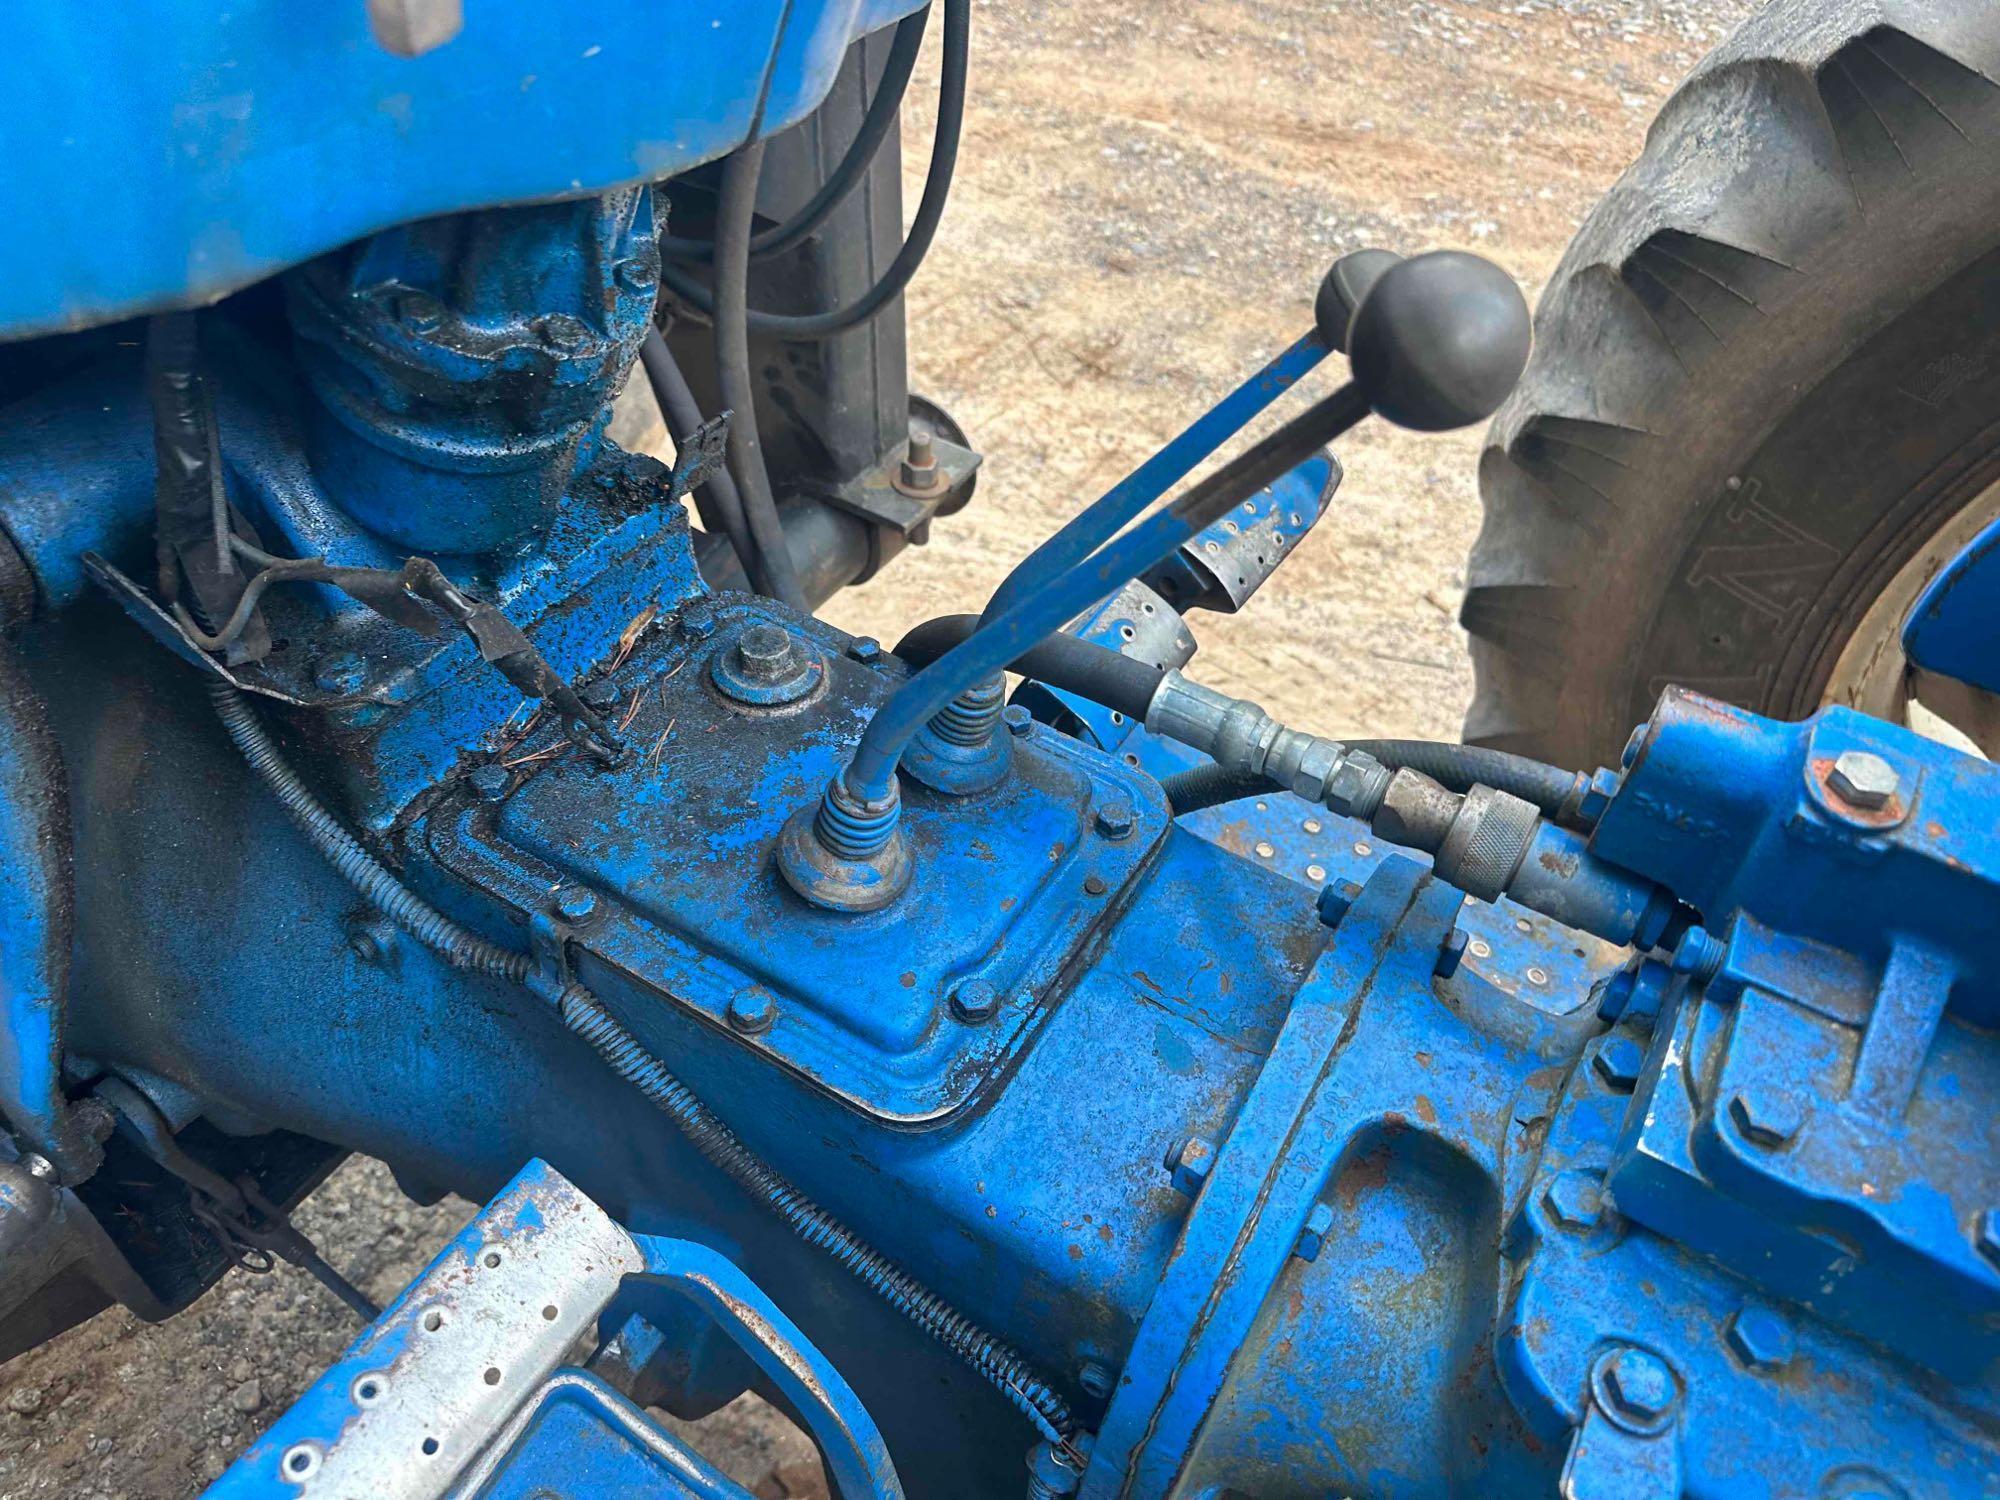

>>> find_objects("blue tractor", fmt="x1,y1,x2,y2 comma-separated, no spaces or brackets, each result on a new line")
1,1,1997,1495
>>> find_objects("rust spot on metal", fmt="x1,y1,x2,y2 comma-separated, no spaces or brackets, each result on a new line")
1414,1095,1438,1125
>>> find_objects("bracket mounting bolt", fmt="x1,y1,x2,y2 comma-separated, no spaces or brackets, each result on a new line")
612,256,656,293
1163,1135,1217,1198
1094,799,1137,841
1727,1088,1803,1148
1541,1170,1604,1232
1592,1036,1646,1092
1594,1347,1678,1432
1827,749,1899,810
1003,705,1034,738
393,290,445,334
950,979,1000,1023
727,987,776,1035
553,887,598,924
1293,1201,1335,1262
1077,1360,1115,1400
1725,1303,1796,1371
896,424,945,496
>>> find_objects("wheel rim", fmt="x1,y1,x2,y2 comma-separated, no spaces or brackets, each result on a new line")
1820,477,2000,758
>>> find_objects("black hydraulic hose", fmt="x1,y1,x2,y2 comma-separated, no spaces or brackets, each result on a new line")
893,614,1581,818
209,678,1072,1445
658,6,930,266
640,327,761,591
658,0,968,342
713,139,809,612
1162,743,1579,818
894,613,1164,721
1352,739,1580,814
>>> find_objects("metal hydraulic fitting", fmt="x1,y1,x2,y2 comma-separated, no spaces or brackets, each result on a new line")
1371,770,1540,902
1144,670,1393,817
1370,767,1677,948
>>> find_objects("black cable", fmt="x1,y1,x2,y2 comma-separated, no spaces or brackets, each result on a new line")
713,140,809,611
640,327,761,589
659,0,968,342
658,6,930,266
894,613,1163,721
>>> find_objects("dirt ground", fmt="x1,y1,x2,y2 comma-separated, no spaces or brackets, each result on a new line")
0,1,1756,1495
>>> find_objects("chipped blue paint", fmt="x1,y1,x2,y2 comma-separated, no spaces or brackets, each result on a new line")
0,0,925,340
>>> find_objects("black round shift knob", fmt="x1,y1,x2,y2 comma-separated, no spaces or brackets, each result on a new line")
1344,250,1531,431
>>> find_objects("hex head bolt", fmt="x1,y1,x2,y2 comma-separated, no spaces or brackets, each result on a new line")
1164,1135,1217,1198
1591,1347,1679,1435
1827,749,1900,810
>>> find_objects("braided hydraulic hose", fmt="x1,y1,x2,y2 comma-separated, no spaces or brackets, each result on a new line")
555,983,1073,1443
209,681,529,983
209,680,1073,1443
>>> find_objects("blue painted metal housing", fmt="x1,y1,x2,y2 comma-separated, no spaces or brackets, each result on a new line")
2,44,1997,1486
0,0,923,340
1905,511,2000,697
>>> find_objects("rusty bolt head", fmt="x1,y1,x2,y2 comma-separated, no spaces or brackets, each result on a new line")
897,424,943,493
1164,1135,1216,1198
1542,1170,1604,1232
1827,750,1899,810
1596,1347,1677,1429
1728,1088,1803,1148
1592,1036,1646,1092
1726,1304,1795,1371
1974,1208,2000,1271
1293,1201,1335,1262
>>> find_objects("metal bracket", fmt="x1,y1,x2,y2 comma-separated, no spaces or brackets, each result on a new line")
204,1160,901,1499
809,428,980,541
666,412,731,508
